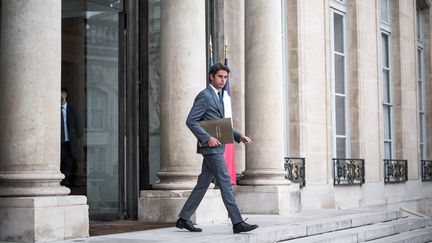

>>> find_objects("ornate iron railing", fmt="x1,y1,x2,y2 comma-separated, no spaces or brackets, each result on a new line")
284,157,305,188
384,159,408,184
421,160,432,181
333,158,365,186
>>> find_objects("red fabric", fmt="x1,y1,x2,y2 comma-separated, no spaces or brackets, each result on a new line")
224,143,236,185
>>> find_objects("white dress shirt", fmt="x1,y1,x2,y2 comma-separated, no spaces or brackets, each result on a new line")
209,84,222,100
61,103,70,141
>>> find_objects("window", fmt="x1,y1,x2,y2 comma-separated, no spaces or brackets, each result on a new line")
87,88,107,130
380,0,391,25
331,5,348,158
380,0,393,159
417,7,426,160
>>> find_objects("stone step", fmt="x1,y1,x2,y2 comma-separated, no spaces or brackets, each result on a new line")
292,210,402,236
55,210,406,243
203,210,403,243
367,226,432,243
280,217,432,243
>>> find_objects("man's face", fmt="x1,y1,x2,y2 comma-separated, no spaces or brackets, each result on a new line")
210,70,228,90
61,91,67,104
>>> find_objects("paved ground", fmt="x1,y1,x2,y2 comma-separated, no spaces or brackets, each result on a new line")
55,209,375,243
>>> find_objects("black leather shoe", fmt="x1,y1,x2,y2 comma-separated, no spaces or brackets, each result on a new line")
233,221,258,233
176,218,202,232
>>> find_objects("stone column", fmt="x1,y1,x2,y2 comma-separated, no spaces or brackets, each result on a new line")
235,0,300,215
154,0,205,190
224,0,246,175
211,0,246,176
0,1,88,241
138,0,227,224
392,0,418,179
242,0,287,185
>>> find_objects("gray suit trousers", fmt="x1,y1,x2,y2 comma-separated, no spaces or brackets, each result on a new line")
178,153,243,225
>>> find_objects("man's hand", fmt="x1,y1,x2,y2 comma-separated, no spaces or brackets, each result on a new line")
207,136,221,147
240,135,252,145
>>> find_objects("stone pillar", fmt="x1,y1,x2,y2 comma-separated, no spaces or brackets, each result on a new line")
138,0,227,224
224,0,246,175
211,0,246,176
236,0,300,215
284,0,331,210
0,1,88,241
347,0,384,208
242,0,287,186
152,0,205,190
392,0,418,179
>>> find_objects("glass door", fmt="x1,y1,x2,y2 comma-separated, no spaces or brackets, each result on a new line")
62,1,125,220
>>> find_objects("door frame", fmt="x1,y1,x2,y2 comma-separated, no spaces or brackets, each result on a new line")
121,0,151,220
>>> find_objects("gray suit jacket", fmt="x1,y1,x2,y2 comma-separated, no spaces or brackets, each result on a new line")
186,85,241,155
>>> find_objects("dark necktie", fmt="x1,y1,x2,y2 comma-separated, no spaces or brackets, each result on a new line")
61,107,65,142
218,91,224,117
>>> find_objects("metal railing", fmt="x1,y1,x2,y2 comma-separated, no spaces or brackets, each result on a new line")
333,158,365,186
284,157,305,188
421,160,432,182
384,159,408,184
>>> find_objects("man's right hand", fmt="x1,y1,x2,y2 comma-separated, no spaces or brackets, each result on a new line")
207,136,221,147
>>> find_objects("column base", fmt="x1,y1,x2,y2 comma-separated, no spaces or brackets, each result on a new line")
240,170,291,185
235,184,301,215
0,171,70,196
138,189,229,224
152,171,199,190
0,195,89,242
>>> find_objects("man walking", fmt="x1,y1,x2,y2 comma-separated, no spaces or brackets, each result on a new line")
176,63,258,234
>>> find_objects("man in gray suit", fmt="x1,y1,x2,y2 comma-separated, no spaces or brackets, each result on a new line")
176,63,258,234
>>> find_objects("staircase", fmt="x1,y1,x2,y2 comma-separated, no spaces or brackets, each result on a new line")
60,209,432,243
279,210,432,243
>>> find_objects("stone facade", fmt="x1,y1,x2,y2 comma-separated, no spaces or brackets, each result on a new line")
0,0,431,242
283,0,432,213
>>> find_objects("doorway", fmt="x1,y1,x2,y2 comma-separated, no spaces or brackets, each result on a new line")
61,0,125,221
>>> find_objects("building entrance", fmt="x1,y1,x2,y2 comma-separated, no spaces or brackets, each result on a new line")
61,0,126,220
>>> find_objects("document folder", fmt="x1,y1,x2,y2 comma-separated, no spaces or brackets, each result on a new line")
199,118,234,145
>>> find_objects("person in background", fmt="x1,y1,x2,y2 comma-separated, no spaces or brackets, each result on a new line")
60,87,82,187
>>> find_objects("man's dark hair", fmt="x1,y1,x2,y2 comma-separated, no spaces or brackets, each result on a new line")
61,87,68,94
208,63,230,82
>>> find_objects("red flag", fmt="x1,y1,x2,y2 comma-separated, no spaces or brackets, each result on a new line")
223,54,236,185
